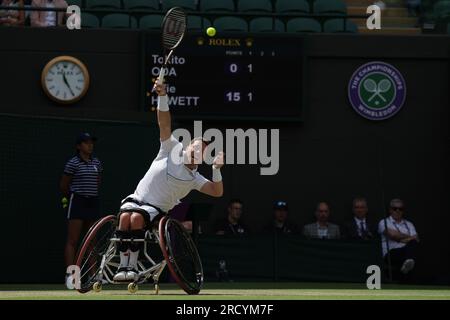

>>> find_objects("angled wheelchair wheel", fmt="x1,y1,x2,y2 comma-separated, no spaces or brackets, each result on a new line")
158,216,203,295
75,215,117,293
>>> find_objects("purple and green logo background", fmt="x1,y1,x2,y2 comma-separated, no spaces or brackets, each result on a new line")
348,61,406,121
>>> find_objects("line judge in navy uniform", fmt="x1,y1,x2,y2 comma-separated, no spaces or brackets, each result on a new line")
60,132,103,271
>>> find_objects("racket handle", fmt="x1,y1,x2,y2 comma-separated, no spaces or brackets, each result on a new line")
157,67,165,85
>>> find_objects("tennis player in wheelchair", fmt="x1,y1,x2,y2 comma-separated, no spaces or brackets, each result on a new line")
113,80,224,282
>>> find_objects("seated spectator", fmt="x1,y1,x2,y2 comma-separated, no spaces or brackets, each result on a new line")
378,198,419,281
0,0,25,26
214,198,249,235
30,0,67,27
263,200,299,235
342,197,377,240
303,201,340,239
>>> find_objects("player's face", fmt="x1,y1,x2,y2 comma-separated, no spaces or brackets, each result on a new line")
353,201,368,219
274,209,287,223
77,140,94,155
186,140,206,164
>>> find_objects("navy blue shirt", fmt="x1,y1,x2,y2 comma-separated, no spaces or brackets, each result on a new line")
63,155,103,197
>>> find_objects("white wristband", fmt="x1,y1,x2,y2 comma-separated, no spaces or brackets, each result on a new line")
212,166,222,182
157,95,169,112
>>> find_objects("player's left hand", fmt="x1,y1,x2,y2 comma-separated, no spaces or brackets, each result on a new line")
213,151,225,169
153,78,167,96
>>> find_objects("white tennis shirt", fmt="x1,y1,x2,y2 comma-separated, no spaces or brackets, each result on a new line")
124,135,209,212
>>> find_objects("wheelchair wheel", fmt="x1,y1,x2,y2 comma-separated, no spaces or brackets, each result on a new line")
75,215,116,293
158,216,203,295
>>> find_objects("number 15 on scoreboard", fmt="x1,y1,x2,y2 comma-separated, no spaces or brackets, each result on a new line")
225,92,253,103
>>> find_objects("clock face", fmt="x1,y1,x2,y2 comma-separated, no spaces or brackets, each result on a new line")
42,56,89,104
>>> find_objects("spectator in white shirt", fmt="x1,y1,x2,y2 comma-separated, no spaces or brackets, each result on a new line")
378,198,419,281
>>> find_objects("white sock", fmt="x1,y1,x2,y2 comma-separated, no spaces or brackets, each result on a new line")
119,250,130,269
128,250,139,270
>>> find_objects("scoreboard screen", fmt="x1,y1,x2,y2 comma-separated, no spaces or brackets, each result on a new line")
145,33,305,122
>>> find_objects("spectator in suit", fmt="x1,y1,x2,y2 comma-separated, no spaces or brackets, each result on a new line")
342,197,376,240
378,198,419,281
214,198,249,235
303,201,340,239
30,0,67,27
263,200,299,235
0,0,25,26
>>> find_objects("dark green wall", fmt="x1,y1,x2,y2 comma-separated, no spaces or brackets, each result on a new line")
0,28,448,284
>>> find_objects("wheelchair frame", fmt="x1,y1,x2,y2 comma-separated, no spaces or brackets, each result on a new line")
75,214,202,295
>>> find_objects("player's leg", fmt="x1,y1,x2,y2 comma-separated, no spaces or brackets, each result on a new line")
126,213,146,281
113,212,132,281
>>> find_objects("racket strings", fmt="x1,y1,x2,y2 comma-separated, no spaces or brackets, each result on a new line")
162,9,186,50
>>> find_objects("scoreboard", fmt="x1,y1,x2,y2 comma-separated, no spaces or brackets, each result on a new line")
145,33,305,122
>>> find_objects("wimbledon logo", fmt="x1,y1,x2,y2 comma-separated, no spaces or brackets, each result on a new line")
348,61,406,121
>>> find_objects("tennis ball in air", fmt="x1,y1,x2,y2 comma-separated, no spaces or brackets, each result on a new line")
206,27,216,37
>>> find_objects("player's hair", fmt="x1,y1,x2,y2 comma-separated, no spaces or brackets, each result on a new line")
189,137,211,146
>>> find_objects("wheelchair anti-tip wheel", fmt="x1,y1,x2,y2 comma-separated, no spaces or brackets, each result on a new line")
93,282,102,292
75,215,117,293
128,282,138,293
159,216,204,295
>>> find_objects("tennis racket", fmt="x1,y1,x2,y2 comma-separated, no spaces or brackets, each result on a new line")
155,7,187,88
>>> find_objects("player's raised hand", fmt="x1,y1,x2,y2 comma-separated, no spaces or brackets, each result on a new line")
153,78,167,96
213,151,225,169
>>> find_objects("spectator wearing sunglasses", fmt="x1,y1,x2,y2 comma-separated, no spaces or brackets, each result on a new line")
378,198,419,280
342,197,377,240
263,201,299,235
303,201,340,240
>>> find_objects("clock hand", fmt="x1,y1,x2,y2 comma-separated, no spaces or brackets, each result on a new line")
62,71,75,96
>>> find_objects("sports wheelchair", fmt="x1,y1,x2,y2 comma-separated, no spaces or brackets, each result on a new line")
75,214,203,295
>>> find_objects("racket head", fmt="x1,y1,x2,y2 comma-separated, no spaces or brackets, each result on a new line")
161,7,187,51
378,79,391,92
363,79,377,92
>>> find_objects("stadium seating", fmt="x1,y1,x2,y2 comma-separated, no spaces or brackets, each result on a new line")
86,0,122,10
81,12,100,28
275,0,310,14
123,0,160,11
187,15,212,31
249,17,285,32
314,0,347,15
323,18,358,33
237,0,273,13
67,0,83,7
102,13,138,28
162,0,197,11
139,14,164,29
286,17,322,33
213,16,248,32
433,1,450,19
200,0,235,12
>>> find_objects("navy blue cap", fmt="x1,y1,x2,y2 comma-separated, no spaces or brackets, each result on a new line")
274,201,288,210
76,132,97,144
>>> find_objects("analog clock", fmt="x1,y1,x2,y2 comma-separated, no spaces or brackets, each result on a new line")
41,56,90,104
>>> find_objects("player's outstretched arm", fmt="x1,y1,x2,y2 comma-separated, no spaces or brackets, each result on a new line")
200,151,224,197
154,80,171,141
